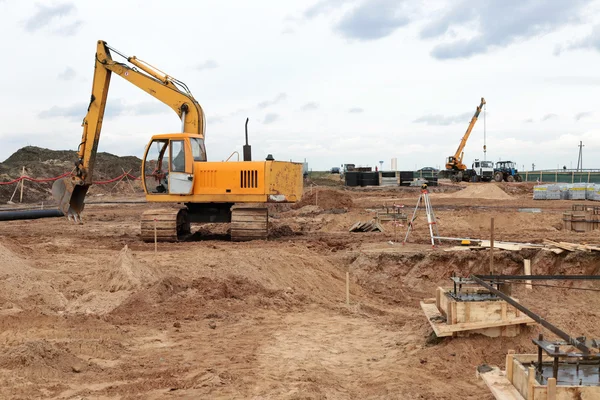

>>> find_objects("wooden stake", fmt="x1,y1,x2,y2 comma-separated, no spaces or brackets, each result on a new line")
524,259,532,289
489,217,495,274
547,377,557,400
527,366,536,399
19,166,25,203
122,168,136,194
154,218,158,256
506,350,515,382
346,271,350,305
315,188,318,207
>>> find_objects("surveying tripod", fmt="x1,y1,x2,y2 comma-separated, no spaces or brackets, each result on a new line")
403,184,440,247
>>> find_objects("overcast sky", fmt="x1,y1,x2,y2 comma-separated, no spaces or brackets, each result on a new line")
1,0,599,171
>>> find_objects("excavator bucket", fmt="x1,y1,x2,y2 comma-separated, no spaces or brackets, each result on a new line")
52,177,89,222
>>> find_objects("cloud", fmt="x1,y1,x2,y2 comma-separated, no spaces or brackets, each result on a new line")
575,111,593,121
207,115,226,124
303,0,349,19
523,118,534,123
421,0,591,60
257,93,287,109
413,112,471,126
38,99,170,121
336,0,411,40
58,67,76,81
23,3,82,35
541,113,558,121
545,76,600,85
54,19,83,36
348,107,364,114
195,60,219,71
263,113,279,124
300,102,319,111
556,24,600,54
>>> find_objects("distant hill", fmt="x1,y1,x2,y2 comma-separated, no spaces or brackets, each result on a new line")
0,146,142,203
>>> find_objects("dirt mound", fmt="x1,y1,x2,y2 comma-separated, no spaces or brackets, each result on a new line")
0,340,87,377
0,243,66,312
108,275,306,324
98,245,157,292
294,189,353,210
0,146,142,203
269,224,296,238
437,183,514,200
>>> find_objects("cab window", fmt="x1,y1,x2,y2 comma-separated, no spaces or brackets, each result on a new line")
191,138,207,161
170,140,185,172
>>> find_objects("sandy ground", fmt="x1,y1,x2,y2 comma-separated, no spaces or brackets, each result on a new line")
1,182,600,399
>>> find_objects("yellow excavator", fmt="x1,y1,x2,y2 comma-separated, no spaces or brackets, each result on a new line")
52,40,303,241
440,97,487,182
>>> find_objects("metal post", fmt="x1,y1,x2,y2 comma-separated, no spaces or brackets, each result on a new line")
538,333,544,376
553,346,559,379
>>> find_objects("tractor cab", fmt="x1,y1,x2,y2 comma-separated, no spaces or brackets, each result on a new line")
494,161,522,182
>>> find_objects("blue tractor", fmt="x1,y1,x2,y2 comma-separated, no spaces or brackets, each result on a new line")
494,161,522,182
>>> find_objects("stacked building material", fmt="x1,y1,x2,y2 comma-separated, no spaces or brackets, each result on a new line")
586,184,597,200
349,220,384,232
568,183,587,200
546,184,562,200
533,185,547,200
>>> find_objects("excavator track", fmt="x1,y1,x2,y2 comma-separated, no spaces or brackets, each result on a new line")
230,207,269,241
140,208,190,242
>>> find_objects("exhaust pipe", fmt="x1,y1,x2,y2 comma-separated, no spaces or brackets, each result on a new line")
243,117,252,161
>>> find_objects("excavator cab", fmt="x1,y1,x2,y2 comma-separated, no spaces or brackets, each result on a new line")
142,134,205,196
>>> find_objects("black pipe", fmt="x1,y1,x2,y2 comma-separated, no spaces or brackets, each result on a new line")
243,117,252,161
0,209,64,221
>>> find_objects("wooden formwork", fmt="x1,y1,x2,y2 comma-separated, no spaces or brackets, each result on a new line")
479,352,600,400
420,287,534,337
562,205,600,232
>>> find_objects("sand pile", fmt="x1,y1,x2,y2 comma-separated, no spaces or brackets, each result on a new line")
294,189,353,210
438,184,514,200
0,243,66,312
67,246,159,315
0,340,88,377
98,245,157,292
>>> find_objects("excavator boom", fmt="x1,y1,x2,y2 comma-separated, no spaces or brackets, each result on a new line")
445,97,486,171
52,40,205,219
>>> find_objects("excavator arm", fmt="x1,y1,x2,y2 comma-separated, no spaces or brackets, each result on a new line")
445,97,486,171
52,40,206,220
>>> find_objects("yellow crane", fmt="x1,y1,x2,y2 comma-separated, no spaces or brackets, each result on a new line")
52,40,303,241
442,97,486,182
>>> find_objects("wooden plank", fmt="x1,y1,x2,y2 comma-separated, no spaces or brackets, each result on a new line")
547,378,556,400
502,303,508,321
450,300,457,325
524,259,532,290
478,366,526,400
506,351,515,383
420,301,446,337
465,302,471,323
527,367,535,400
349,221,362,232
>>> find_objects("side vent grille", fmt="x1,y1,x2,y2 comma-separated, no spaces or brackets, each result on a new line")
197,170,217,187
240,170,259,188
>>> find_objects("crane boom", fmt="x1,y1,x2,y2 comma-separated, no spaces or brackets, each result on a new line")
445,97,486,171
52,40,206,219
